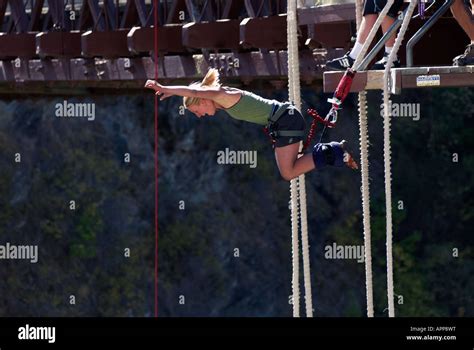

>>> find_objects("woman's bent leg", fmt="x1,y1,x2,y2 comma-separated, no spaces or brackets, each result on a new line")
274,143,316,181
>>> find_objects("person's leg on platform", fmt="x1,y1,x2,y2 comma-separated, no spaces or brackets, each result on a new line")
450,0,474,65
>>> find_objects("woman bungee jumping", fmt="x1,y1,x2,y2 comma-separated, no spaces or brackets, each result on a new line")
145,68,358,181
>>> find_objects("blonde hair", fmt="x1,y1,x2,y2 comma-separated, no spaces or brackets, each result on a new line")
183,68,221,108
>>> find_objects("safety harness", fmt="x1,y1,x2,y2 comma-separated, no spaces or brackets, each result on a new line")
263,103,305,146
263,68,356,152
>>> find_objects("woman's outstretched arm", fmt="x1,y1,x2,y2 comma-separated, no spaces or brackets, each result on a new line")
144,80,241,107
145,80,220,101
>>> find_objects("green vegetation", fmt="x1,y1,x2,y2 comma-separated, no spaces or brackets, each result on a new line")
0,88,471,316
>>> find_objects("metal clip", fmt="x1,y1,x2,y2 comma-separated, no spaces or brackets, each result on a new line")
325,108,338,126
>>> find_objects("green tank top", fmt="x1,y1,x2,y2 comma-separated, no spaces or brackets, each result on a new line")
224,90,282,125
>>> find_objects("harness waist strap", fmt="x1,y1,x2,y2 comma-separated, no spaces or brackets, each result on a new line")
269,103,293,123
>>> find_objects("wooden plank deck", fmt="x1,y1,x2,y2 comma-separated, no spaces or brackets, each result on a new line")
324,66,474,93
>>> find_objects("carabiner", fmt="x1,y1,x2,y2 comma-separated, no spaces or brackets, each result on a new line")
325,108,338,126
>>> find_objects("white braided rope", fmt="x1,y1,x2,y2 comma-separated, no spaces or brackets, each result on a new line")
289,179,300,317
289,1,313,318
287,0,313,317
358,91,374,317
355,0,374,318
298,174,313,317
287,0,300,318
382,0,417,318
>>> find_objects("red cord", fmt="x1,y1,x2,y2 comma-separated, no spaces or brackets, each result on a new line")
264,69,355,152
332,68,356,108
300,109,335,154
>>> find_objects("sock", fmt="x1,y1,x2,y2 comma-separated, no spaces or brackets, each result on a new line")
312,142,345,169
385,46,398,60
349,41,363,59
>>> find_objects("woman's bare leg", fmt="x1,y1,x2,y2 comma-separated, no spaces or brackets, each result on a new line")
275,142,359,181
274,143,315,181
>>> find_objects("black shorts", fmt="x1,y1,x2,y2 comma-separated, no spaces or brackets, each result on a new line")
269,107,306,148
363,0,405,18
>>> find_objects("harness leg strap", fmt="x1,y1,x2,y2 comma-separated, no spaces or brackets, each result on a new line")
312,141,345,168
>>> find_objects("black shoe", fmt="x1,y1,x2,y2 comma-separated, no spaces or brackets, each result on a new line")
371,52,401,70
326,52,355,71
312,139,358,169
340,140,358,170
453,44,474,66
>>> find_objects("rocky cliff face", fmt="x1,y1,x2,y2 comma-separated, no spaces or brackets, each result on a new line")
0,87,472,317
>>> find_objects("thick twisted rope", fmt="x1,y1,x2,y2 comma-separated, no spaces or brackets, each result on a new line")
354,0,374,318
382,0,418,317
287,0,313,317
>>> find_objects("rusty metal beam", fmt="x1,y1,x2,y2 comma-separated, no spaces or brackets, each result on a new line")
128,25,188,55
0,51,321,86
81,29,130,57
240,15,287,49
129,24,186,54
127,26,153,54
36,32,83,57
0,33,37,58
158,24,185,53
182,20,240,50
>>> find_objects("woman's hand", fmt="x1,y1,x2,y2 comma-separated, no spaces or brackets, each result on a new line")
144,80,173,100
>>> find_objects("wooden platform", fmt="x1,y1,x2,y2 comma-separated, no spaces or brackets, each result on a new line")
324,66,474,94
